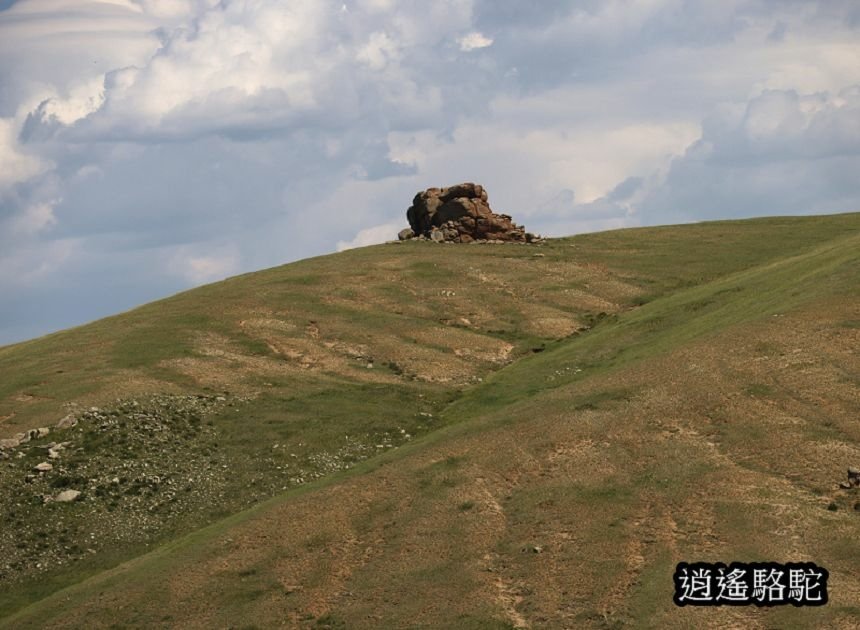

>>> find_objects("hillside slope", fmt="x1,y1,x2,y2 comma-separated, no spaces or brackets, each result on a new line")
1,213,859,628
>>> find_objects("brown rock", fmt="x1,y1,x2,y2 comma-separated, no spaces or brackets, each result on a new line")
0,438,19,450
55,489,81,502
400,183,534,243
56,414,78,429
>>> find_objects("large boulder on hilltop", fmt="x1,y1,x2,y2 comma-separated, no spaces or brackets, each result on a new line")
399,183,540,244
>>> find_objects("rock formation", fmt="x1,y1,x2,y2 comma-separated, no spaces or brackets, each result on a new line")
398,183,541,244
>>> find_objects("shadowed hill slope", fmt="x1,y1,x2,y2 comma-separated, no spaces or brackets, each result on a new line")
1,213,859,628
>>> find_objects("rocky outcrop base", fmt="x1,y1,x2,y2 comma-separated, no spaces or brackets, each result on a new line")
398,183,543,244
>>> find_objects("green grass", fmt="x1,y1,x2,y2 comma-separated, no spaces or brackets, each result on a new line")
444,230,860,422
744,383,774,397
1,212,858,628
626,550,675,625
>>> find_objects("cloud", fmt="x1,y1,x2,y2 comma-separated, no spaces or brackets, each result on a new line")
0,236,75,288
0,0,162,116
2,0,860,344
357,31,400,69
172,246,240,284
0,116,46,194
10,199,59,234
638,85,860,223
458,31,493,51
336,222,401,251
386,117,697,235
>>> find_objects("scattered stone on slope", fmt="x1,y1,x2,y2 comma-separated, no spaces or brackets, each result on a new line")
54,489,81,503
0,437,19,449
398,183,543,244
849,467,860,487
55,415,78,430
0,393,236,585
47,444,66,459
0,391,427,586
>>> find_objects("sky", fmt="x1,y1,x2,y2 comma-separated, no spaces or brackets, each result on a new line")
1,1,859,345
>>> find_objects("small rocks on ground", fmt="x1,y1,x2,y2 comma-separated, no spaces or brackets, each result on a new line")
55,415,78,430
55,490,81,503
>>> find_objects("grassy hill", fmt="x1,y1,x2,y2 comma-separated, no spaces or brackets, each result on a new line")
1,213,858,628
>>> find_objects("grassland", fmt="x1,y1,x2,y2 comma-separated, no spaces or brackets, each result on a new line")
1,212,858,628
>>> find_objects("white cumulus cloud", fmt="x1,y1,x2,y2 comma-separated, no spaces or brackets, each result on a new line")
0,117,46,194
336,222,402,251
458,31,493,51
170,244,240,284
